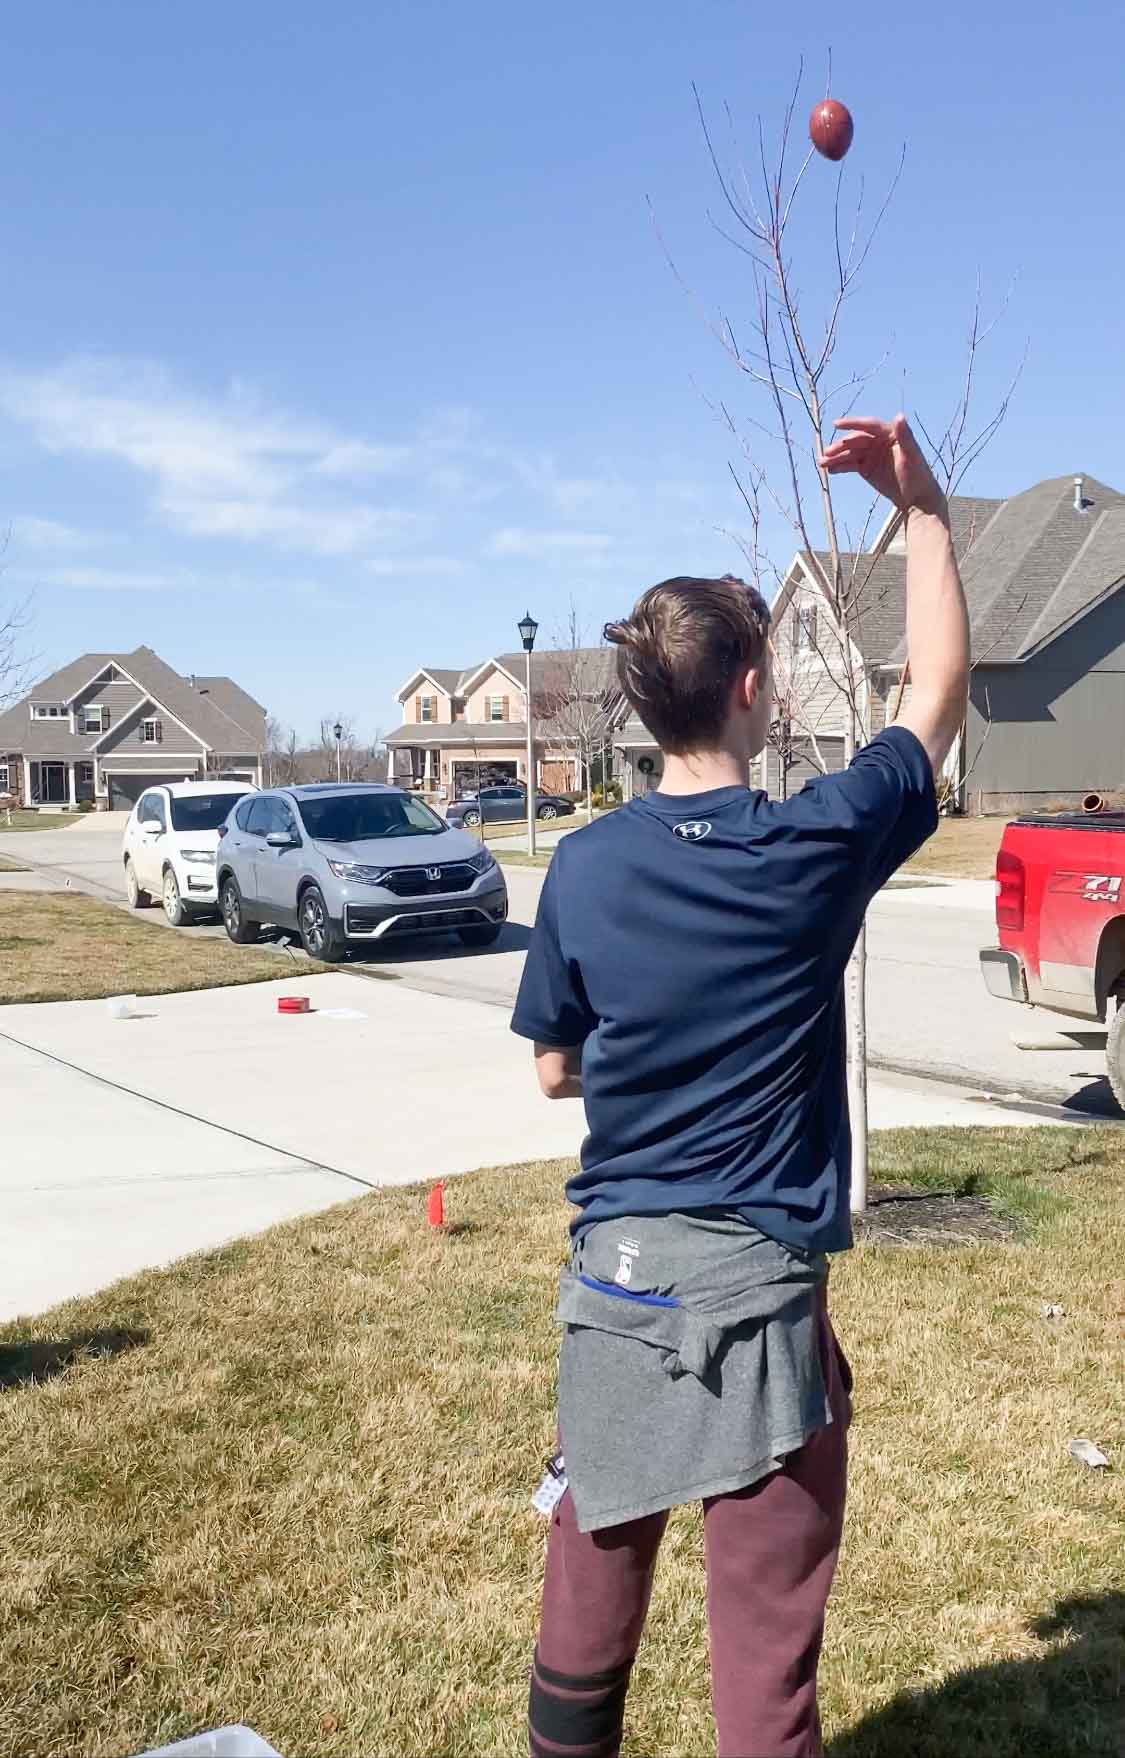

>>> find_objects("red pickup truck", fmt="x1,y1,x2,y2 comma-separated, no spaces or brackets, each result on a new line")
980,813,1125,1106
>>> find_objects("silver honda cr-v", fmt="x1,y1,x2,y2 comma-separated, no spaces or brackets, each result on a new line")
216,783,508,961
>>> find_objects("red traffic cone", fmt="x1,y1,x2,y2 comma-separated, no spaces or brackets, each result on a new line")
427,1182,445,1229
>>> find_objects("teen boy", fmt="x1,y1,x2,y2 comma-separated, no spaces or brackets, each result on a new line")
512,415,969,1758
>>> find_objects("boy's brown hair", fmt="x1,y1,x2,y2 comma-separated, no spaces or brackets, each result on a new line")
604,575,770,755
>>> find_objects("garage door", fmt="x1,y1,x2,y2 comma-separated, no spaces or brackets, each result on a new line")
107,774,183,811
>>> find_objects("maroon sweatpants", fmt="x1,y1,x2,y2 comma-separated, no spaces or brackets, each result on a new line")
529,1304,851,1758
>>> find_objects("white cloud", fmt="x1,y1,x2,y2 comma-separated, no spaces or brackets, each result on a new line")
161,496,421,558
315,441,412,479
9,515,93,551
366,555,468,578
485,528,614,560
43,565,181,591
0,358,414,560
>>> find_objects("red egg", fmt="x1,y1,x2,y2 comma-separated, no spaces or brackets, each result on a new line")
809,98,854,162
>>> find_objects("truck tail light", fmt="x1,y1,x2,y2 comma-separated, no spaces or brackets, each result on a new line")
996,849,1025,931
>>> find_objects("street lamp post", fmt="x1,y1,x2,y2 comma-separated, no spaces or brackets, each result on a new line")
518,610,539,856
333,720,343,784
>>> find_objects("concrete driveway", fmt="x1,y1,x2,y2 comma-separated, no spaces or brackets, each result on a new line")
0,963,1089,1321
0,814,1116,1106
0,812,131,902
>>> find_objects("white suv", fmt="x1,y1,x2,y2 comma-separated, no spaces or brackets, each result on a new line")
123,780,257,926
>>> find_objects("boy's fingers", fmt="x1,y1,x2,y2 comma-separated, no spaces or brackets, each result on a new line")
831,416,891,436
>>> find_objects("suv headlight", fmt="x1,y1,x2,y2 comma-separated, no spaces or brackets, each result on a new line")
326,860,389,884
181,849,216,864
468,847,495,874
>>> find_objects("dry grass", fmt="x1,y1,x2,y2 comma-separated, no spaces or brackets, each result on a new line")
0,809,77,832
0,854,30,872
495,850,554,870
904,816,1008,879
1,1129,1122,1757
0,891,302,1003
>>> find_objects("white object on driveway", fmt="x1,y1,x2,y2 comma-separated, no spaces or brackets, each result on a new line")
106,994,139,1020
122,780,256,926
135,1725,282,1758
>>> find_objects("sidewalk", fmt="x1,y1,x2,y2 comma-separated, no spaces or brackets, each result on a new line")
0,972,1080,1320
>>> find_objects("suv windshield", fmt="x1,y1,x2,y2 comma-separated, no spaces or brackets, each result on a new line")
298,791,445,841
170,792,249,832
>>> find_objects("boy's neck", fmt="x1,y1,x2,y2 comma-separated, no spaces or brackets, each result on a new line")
657,748,751,796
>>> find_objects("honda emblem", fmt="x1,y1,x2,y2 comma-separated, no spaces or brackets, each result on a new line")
426,867,442,881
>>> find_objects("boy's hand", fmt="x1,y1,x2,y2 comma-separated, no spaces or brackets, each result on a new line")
817,414,947,519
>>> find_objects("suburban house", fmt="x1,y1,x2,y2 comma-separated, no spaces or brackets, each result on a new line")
386,649,617,798
0,646,267,811
766,470,1125,812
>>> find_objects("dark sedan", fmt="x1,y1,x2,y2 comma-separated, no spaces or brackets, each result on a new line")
445,785,577,828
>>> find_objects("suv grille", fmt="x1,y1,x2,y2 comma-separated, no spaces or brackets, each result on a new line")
381,862,477,897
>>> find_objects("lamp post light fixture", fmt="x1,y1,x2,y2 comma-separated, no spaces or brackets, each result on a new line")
518,610,539,856
333,720,343,784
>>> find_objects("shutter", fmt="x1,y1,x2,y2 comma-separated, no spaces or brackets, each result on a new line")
156,720,164,744
103,706,111,730
501,696,509,721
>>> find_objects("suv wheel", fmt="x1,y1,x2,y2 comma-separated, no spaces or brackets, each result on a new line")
124,859,152,909
538,802,559,821
462,808,481,827
299,885,346,963
220,875,260,945
162,867,189,928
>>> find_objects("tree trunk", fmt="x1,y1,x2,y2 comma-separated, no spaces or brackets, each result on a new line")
843,710,869,1214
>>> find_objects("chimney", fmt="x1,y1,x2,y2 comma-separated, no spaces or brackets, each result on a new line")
1073,475,1086,513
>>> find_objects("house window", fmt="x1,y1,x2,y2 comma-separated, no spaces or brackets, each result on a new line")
486,695,508,722
82,705,107,734
796,606,819,651
0,764,8,791
31,704,64,719
140,718,164,744
78,763,94,785
417,695,436,723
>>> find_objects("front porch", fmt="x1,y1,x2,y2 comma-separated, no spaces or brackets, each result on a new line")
387,737,581,802
24,758,98,810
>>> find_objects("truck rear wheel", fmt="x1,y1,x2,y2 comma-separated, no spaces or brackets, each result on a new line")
1106,1005,1125,1113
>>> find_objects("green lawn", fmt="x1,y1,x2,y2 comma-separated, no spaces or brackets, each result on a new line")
0,890,312,1003
1,1128,1121,1757
0,809,79,832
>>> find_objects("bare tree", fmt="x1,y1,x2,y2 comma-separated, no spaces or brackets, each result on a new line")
318,714,364,782
544,603,615,821
0,595,35,714
669,64,1020,1209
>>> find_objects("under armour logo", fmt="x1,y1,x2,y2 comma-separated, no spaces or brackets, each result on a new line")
673,821,712,842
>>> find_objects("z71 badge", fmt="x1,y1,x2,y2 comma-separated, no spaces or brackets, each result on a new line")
1048,872,1124,903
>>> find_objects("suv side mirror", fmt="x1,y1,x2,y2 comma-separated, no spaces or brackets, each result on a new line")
141,819,163,834
265,830,300,849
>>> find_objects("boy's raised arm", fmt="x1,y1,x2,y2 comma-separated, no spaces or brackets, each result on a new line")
819,413,970,773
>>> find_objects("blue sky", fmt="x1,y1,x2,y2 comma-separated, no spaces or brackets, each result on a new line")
2,1,1122,740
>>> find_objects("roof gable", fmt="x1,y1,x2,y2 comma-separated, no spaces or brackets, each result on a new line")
800,476,1125,666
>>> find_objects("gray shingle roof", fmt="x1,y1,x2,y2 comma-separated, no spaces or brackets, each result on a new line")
0,647,265,754
805,476,1125,665
409,649,617,703
191,676,267,740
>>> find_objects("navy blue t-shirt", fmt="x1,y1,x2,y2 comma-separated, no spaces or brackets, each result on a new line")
511,726,937,1255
